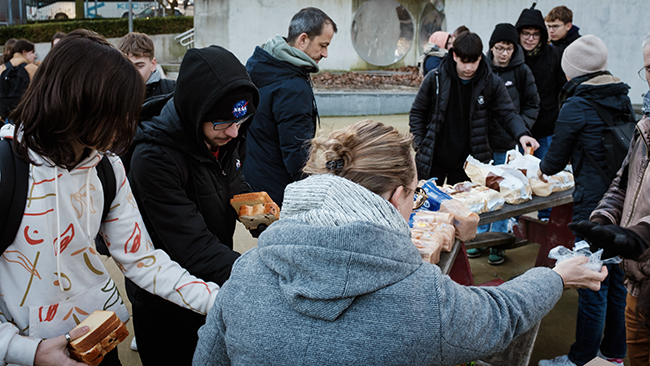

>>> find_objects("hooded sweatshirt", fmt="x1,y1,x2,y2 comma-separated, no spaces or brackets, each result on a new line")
0,123,219,366
244,36,319,205
128,45,259,287
515,6,566,138
194,174,564,366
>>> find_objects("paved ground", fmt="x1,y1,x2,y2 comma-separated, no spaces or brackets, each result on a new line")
107,114,628,365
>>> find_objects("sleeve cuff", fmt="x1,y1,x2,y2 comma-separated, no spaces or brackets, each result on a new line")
590,215,613,226
5,334,41,366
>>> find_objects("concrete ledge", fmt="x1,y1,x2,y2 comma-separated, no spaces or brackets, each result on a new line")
315,91,416,117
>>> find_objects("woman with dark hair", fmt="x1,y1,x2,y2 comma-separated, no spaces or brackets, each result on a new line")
194,119,607,366
1,38,17,63
0,38,38,78
0,29,219,366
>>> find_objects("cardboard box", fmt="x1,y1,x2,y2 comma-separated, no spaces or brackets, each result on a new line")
585,358,614,366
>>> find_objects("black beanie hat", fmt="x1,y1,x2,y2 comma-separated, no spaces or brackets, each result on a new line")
203,86,257,122
489,23,519,48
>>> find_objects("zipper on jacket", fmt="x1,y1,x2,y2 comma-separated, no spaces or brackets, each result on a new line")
623,125,649,227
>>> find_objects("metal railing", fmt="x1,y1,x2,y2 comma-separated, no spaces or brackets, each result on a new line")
174,28,194,48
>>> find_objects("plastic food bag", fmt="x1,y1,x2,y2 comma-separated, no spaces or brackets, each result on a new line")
441,181,505,214
418,179,480,241
505,150,574,197
464,155,532,204
549,241,622,272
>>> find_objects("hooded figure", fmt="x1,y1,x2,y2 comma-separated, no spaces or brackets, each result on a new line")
515,5,566,141
126,45,260,366
486,23,540,154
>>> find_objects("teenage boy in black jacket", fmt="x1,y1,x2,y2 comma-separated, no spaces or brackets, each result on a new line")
126,45,259,366
409,32,538,185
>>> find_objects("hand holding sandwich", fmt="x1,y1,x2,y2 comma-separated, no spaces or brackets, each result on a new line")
34,326,89,366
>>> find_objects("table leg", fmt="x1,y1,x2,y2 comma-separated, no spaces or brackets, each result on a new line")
448,242,475,286
512,202,575,268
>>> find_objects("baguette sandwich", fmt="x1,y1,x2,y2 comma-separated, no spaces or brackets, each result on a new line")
67,310,128,366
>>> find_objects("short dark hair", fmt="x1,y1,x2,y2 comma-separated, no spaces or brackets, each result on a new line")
118,32,155,60
286,7,337,45
453,25,470,38
453,32,483,63
11,29,145,168
545,6,573,24
11,39,35,55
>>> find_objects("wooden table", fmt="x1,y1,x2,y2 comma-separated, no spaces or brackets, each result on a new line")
438,188,576,366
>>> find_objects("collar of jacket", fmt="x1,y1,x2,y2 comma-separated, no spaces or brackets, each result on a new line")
558,70,611,107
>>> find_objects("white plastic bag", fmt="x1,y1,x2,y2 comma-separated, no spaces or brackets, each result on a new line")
549,241,622,272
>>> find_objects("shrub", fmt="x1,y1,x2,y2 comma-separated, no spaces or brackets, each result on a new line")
0,16,193,44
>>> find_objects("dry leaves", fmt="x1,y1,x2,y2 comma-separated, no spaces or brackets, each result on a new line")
312,66,422,91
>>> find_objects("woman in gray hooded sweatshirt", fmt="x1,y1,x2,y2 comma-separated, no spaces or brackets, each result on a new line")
194,120,607,366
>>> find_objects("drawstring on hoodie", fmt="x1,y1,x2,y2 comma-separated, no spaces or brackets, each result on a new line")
53,162,94,292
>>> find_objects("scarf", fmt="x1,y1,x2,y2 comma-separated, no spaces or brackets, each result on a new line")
263,35,319,73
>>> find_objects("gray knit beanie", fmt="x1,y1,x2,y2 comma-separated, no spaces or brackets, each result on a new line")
561,35,608,80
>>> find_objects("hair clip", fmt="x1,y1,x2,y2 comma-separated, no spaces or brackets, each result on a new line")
325,158,344,173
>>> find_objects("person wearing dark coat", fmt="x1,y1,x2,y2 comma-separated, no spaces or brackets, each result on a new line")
537,35,631,366
126,45,259,366
244,8,337,205
545,5,581,57
515,4,566,158
409,32,538,185
470,23,540,265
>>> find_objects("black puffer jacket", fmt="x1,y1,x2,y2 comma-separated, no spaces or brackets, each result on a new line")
540,75,635,222
487,45,540,152
515,7,566,138
409,54,530,179
128,46,259,286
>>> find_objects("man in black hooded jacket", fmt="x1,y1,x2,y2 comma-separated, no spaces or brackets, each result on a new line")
409,32,538,185
126,45,259,366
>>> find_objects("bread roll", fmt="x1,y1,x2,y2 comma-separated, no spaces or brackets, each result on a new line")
67,311,128,365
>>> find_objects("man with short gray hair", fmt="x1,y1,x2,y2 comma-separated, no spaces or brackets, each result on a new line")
244,7,337,205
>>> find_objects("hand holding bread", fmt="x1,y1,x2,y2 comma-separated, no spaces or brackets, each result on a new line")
34,325,89,366
66,311,129,365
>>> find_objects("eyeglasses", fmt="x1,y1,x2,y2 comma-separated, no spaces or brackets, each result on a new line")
546,23,564,30
412,187,428,210
493,46,514,54
520,31,541,40
211,114,254,131
638,67,650,81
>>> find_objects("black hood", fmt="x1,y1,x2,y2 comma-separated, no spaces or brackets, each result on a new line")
515,5,549,46
173,45,259,142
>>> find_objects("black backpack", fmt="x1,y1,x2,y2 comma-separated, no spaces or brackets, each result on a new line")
0,137,116,254
575,99,638,182
0,62,30,119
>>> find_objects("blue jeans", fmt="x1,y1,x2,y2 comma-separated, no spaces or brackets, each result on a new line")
534,135,553,219
478,151,508,233
568,263,627,365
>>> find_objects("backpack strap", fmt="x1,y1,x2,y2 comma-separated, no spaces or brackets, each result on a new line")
0,138,29,254
574,99,618,182
94,155,116,256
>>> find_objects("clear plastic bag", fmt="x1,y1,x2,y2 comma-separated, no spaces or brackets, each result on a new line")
549,241,622,272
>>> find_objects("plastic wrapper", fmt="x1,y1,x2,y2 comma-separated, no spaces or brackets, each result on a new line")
441,182,505,214
418,179,479,241
411,222,455,252
505,150,574,197
409,210,454,225
464,155,532,205
549,241,622,272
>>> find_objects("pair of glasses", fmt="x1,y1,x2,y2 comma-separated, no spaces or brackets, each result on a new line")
412,187,428,210
546,23,564,30
521,32,541,40
211,114,254,131
638,67,650,81
493,46,514,54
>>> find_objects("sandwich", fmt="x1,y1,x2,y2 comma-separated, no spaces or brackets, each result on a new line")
67,310,129,366
230,191,279,231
